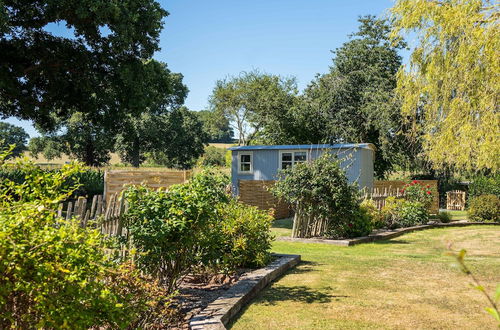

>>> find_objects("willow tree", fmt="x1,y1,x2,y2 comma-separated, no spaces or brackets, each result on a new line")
391,0,500,173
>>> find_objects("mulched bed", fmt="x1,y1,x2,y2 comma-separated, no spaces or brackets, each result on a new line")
170,269,251,329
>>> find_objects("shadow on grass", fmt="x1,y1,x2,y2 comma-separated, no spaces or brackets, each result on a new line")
286,260,322,275
272,218,293,229
255,285,347,306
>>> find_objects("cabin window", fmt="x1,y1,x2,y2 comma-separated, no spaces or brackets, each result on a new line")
238,152,253,173
280,150,308,169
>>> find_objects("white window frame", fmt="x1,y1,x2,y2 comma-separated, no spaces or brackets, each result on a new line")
237,151,253,174
279,150,309,170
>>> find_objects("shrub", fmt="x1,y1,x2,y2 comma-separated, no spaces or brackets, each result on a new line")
468,194,500,223
198,146,227,167
123,169,230,292
70,168,104,197
271,153,370,239
382,197,428,229
215,200,274,271
468,175,500,199
436,211,452,223
401,180,434,207
0,149,153,328
360,199,385,229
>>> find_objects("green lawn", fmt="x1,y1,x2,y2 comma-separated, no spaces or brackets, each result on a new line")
230,226,500,329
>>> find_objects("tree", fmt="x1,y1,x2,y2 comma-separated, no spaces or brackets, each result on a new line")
391,0,499,173
114,61,189,167
0,122,29,158
295,16,408,177
0,0,167,131
209,71,298,145
145,107,208,169
193,110,234,143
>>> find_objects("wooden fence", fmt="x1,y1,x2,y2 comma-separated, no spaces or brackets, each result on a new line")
446,190,466,211
372,180,439,214
57,193,126,236
104,169,192,202
238,180,292,219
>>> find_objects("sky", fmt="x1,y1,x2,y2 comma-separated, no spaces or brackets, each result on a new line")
4,0,398,137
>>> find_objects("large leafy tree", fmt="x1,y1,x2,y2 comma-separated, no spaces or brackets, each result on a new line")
391,0,499,173
193,110,234,143
296,16,407,177
0,0,167,130
209,71,298,145
146,107,208,169
0,122,29,157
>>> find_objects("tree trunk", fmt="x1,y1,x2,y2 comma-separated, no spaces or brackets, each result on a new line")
131,137,140,168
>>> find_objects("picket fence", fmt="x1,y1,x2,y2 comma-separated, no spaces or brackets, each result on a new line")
363,187,405,210
57,193,126,236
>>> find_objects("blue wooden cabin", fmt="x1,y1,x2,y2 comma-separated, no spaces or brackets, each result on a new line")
228,143,375,195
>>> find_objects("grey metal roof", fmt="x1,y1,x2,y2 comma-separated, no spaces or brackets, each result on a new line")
228,143,376,151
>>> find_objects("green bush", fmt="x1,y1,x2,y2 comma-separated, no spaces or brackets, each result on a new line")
360,199,385,229
198,146,227,167
468,194,499,223
271,153,371,239
436,211,452,223
468,175,500,199
382,197,428,229
215,200,274,271
402,180,434,207
123,169,231,292
0,149,157,328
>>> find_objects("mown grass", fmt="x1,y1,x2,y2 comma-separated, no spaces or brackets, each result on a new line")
230,226,500,329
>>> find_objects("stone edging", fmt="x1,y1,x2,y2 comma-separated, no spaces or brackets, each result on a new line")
277,222,500,246
189,253,301,329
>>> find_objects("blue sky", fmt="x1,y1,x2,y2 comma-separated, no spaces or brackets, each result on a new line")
5,0,398,137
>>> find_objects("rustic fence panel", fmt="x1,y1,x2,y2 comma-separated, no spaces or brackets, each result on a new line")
372,180,439,214
104,169,192,202
446,190,466,211
238,180,292,219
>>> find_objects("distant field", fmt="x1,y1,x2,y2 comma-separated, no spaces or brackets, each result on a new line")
23,143,235,166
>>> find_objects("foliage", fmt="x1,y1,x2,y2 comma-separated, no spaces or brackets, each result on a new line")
360,199,385,229
391,0,500,172
0,122,29,158
0,0,167,131
436,211,452,224
28,136,65,161
194,110,234,143
210,70,298,145
144,107,208,169
382,197,428,229
198,146,227,167
271,153,369,238
401,180,434,207
123,169,230,292
449,249,500,326
294,16,408,177
0,148,158,328
467,195,499,223
469,174,500,200
215,199,274,272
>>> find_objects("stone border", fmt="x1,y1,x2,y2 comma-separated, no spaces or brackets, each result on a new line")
277,222,500,246
189,253,301,329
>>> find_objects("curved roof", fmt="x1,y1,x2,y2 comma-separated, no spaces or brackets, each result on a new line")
228,143,376,151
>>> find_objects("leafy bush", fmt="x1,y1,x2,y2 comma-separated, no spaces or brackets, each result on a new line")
382,197,428,229
436,211,452,223
198,146,227,167
123,169,231,292
360,199,385,229
215,200,274,271
468,194,499,223
469,175,500,199
0,149,158,328
271,153,371,239
401,180,434,207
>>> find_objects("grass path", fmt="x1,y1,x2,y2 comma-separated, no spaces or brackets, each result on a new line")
230,226,500,329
